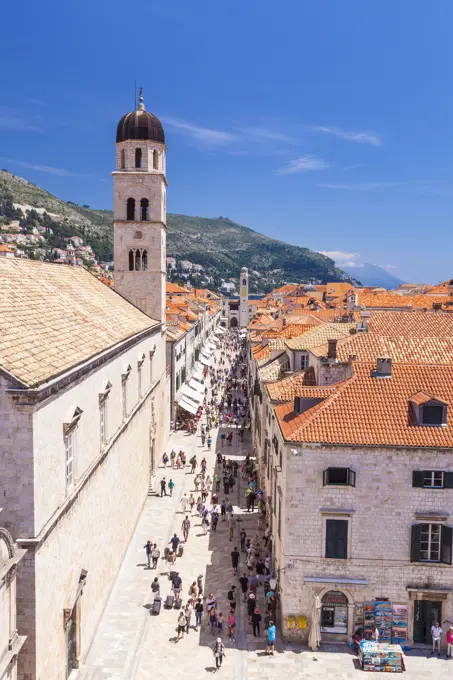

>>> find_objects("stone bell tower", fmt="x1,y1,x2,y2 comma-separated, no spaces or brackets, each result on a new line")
113,88,167,324
239,266,249,328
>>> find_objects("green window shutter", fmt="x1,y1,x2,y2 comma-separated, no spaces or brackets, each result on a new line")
441,525,453,565
443,472,453,489
325,519,348,559
323,469,329,486
412,471,424,487
410,524,422,562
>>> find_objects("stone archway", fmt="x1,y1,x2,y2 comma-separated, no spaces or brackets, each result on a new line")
316,586,355,643
0,527,15,560
230,316,238,328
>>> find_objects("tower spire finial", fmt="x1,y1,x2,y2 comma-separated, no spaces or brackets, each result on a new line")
137,87,145,112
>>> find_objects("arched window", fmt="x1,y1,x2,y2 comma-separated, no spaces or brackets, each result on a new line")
135,250,141,271
153,150,159,170
129,251,134,271
140,198,149,221
135,148,142,168
120,149,125,169
142,250,148,271
126,198,135,221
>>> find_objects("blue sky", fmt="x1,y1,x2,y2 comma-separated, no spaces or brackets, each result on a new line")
1,0,452,282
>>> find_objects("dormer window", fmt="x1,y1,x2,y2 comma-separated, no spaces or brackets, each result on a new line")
410,392,447,427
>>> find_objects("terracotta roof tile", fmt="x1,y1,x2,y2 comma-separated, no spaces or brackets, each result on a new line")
266,369,317,402
368,311,453,338
0,259,159,387
285,323,356,351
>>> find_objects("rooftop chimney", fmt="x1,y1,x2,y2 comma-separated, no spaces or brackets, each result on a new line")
432,302,442,312
327,338,338,360
375,357,392,378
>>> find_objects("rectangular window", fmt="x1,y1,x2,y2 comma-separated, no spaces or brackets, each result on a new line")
300,353,309,370
412,470,453,488
278,498,282,538
411,523,452,564
422,404,444,425
65,431,75,489
323,467,356,487
138,365,142,399
100,401,107,447
325,519,348,559
122,380,127,420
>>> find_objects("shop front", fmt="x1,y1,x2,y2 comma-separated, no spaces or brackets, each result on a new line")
321,590,349,638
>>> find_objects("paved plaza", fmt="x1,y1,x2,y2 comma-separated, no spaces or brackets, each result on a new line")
77,348,453,680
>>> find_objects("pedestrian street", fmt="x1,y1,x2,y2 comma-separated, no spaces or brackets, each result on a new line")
77,335,452,680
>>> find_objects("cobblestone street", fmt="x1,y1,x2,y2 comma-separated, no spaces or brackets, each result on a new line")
77,347,453,680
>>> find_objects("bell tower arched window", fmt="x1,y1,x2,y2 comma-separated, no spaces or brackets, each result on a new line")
142,250,148,271
140,198,149,221
129,251,134,271
126,198,135,221
153,150,159,170
135,148,142,168
120,149,125,169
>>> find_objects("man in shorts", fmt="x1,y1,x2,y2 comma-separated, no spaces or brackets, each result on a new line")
266,620,276,655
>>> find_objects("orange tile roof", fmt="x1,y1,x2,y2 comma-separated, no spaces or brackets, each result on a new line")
0,245,14,253
368,311,453,338
166,282,188,294
259,352,290,381
266,370,316,402
285,323,356,351
276,362,453,448
358,291,448,309
310,333,453,365
326,282,354,298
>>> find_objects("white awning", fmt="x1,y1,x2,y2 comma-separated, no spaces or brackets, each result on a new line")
216,327,226,334
209,335,220,344
206,342,216,351
188,379,205,395
178,397,198,415
202,351,213,359
199,356,211,366
192,369,205,382
181,384,204,403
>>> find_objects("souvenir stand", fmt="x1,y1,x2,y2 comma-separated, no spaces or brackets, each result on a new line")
359,641,405,673
355,602,409,647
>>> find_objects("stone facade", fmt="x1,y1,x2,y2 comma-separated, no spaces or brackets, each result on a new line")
0,328,167,680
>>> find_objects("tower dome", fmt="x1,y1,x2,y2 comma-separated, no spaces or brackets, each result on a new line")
116,88,165,144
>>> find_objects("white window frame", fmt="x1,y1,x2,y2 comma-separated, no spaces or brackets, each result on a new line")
300,352,309,370
65,430,75,489
420,522,441,562
423,471,444,488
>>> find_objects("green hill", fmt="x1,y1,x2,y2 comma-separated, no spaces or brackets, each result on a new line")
0,170,354,292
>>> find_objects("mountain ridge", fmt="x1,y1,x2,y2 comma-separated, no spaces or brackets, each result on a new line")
0,170,355,293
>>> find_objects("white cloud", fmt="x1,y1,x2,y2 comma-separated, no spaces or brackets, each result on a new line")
317,182,399,191
0,115,42,133
278,155,330,175
314,126,381,146
161,117,237,145
378,264,399,271
24,97,47,106
240,126,295,144
0,158,78,176
318,250,362,267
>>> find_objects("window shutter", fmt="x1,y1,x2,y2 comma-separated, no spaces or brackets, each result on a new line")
347,469,356,487
412,470,424,487
410,524,422,562
336,520,348,559
323,469,329,486
325,519,348,559
441,525,453,565
443,472,453,489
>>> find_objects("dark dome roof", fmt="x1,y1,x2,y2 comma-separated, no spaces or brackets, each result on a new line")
116,89,165,144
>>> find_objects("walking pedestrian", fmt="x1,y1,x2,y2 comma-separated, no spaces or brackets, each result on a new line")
446,625,453,659
231,547,240,575
227,585,237,612
228,610,236,641
207,435,212,450
181,493,189,513
239,573,249,602
213,638,226,669
247,592,256,622
168,478,175,496
240,528,246,552
252,607,262,637
162,452,169,467
209,608,218,634
195,598,203,631
221,500,227,521
217,611,224,635
151,543,160,569
211,508,219,531
169,533,180,555
266,621,276,655
185,600,194,633
182,516,191,541
189,493,195,513
160,477,167,497
228,515,236,542
144,540,152,568
431,622,442,657
170,450,176,468
172,572,182,599
177,610,187,641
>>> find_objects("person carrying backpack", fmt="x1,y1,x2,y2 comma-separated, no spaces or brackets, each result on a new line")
211,509,219,531
213,638,226,669
168,479,175,496
170,449,176,468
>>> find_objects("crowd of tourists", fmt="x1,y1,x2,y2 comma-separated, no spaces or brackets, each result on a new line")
145,329,278,668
